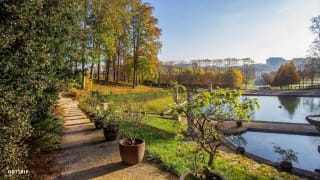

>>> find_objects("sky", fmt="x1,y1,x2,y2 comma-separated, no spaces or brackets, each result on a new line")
142,0,320,64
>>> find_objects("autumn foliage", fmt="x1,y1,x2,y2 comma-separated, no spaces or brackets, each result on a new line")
271,61,300,88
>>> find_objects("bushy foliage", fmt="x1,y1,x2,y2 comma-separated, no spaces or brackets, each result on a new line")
170,67,244,88
78,90,102,113
0,0,78,177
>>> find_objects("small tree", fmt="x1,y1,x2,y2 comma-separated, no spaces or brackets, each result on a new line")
272,62,300,89
261,72,275,85
173,89,258,168
223,69,243,88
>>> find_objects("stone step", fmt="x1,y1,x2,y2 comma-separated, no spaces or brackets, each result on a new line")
64,120,92,126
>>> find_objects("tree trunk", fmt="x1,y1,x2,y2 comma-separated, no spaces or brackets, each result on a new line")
81,58,85,89
133,58,137,88
97,43,101,83
90,63,94,79
105,57,111,84
74,61,78,79
113,56,116,82
97,61,100,83
186,87,194,134
208,154,214,167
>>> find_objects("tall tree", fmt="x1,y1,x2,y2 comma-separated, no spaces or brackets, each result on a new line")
309,15,320,57
304,58,320,85
241,58,256,89
130,1,161,88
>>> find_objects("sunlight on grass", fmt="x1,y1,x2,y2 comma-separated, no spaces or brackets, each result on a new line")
122,116,299,180
142,96,173,113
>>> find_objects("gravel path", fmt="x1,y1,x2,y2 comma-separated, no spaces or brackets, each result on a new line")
49,95,177,180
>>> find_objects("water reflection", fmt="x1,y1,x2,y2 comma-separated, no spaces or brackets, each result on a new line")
277,96,300,118
302,97,320,113
226,131,320,171
243,96,320,123
272,144,298,163
229,134,247,147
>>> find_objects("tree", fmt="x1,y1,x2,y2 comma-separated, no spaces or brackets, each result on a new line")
223,68,243,88
261,72,275,85
272,61,300,88
173,89,258,168
240,58,256,89
130,1,161,88
309,15,320,57
306,15,320,85
304,58,320,85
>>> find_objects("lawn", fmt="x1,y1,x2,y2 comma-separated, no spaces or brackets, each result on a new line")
75,79,174,113
71,77,164,99
119,116,298,180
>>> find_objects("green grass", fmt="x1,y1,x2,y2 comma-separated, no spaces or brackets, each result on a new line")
119,116,298,180
142,96,173,113
79,90,174,113
101,90,171,105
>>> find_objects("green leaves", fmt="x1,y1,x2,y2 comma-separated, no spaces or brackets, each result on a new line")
172,88,259,169
1,0,79,176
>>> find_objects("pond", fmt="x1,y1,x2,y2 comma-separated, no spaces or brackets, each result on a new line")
227,131,320,172
244,96,320,124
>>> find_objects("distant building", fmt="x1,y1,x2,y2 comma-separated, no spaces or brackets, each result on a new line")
291,58,306,69
255,63,273,77
266,57,286,71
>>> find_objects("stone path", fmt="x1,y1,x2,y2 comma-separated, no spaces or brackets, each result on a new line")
49,94,177,180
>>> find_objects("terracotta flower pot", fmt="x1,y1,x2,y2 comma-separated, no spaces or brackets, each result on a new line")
94,121,104,129
119,138,145,165
103,124,119,141
179,171,225,180
236,121,242,127
88,112,96,121
236,146,245,155
280,161,293,172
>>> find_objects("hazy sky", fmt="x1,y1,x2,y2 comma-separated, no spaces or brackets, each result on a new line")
142,0,320,64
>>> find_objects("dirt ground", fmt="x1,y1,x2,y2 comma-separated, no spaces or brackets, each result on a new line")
47,95,177,180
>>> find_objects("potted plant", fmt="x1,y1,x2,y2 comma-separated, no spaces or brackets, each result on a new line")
93,110,104,129
78,90,101,121
95,105,120,141
273,144,298,172
232,96,259,127
229,134,247,155
118,105,146,165
173,89,258,179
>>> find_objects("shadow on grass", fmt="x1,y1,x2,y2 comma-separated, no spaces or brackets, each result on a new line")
119,119,176,143
54,162,128,180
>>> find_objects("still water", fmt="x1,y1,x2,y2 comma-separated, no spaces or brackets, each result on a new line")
244,96,320,123
227,131,320,172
